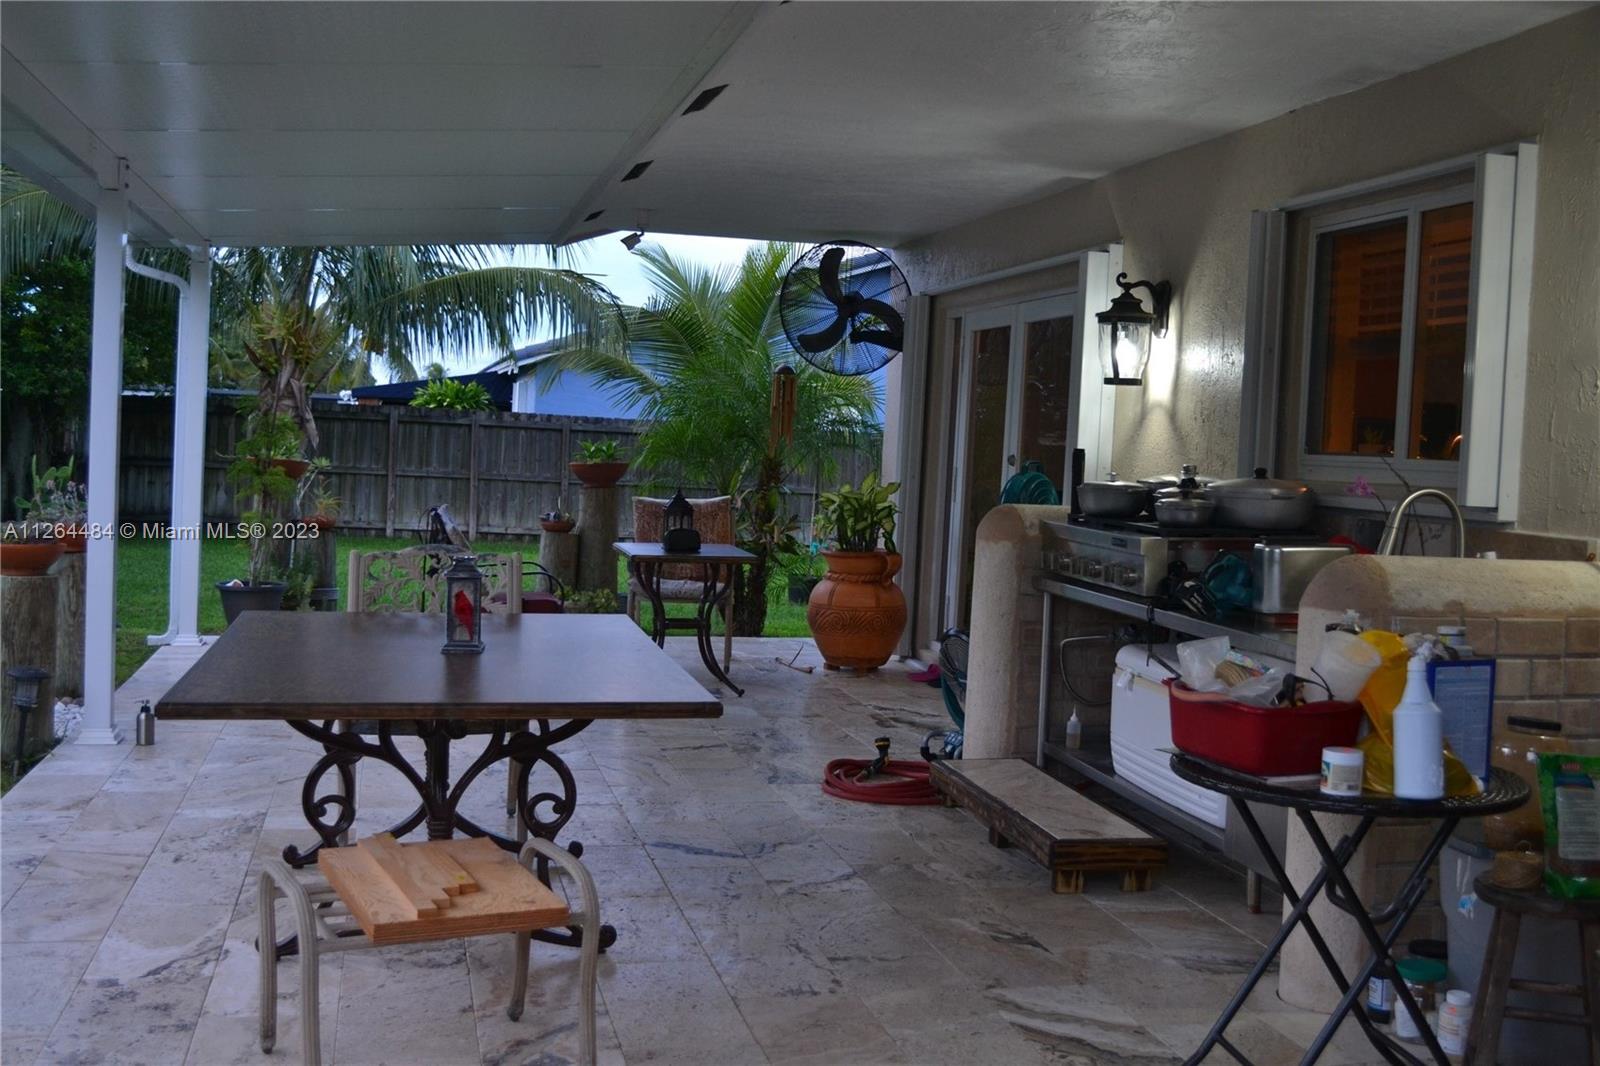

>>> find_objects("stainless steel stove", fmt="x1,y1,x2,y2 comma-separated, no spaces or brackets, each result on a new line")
1041,518,1307,597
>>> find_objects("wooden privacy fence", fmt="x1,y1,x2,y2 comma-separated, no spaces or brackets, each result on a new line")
118,395,879,540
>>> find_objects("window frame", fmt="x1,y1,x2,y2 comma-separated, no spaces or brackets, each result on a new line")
1294,182,1475,489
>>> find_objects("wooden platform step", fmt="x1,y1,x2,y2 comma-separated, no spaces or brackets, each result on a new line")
930,758,1166,895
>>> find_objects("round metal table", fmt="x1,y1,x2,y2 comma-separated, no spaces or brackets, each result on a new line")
1168,752,1530,1066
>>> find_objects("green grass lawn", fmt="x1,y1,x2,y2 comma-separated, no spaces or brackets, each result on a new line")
115,534,812,683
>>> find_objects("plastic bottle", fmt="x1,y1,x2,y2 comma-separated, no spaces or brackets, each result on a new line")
1393,652,1445,800
1436,989,1472,1054
1065,709,1082,750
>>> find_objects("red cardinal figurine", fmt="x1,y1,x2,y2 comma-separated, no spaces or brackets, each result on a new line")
452,588,475,641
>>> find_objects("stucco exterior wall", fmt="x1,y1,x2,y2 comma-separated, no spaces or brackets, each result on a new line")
895,10,1599,546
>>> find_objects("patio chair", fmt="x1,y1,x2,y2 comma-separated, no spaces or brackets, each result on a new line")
345,546,528,832
626,495,735,670
346,546,522,614
257,837,600,1066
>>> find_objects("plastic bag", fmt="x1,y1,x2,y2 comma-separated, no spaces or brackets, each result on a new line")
1354,629,1478,796
1175,636,1287,707
1538,752,1600,899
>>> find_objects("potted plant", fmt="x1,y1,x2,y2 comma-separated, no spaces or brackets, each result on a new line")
297,466,339,530
12,455,87,556
216,414,301,622
0,522,63,577
540,500,575,534
807,473,906,671
568,438,629,489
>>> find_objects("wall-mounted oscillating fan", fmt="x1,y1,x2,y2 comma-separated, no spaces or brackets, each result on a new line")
779,242,910,376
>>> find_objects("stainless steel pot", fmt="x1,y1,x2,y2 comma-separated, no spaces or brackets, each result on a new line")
1153,494,1216,528
1209,468,1316,530
1077,473,1149,518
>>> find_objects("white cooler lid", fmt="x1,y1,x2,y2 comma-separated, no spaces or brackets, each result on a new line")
1115,643,1181,685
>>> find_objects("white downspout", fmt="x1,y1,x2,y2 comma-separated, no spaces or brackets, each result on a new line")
127,247,211,647
77,170,129,745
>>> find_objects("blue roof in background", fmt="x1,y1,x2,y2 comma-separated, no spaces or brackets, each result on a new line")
351,370,515,410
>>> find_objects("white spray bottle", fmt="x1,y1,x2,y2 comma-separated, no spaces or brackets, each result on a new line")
1392,651,1444,799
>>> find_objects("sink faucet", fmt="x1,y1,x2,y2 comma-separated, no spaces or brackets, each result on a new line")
1377,488,1466,558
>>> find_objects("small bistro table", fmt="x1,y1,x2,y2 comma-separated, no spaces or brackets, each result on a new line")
1168,752,1530,1066
157,611,722,953
615,542,756,697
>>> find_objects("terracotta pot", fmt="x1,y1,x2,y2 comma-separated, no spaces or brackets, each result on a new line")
0,541,64,577
270,457,310,480
807,551,907,670
540,518,576,534
58,530,88,553
307,514,337,530
568,461,628,488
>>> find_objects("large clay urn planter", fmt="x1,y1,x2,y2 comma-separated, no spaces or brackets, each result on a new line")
807,551,907,671
568,461,628,488
0,541,64,576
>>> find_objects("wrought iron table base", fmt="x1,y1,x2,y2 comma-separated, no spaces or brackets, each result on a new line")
275,717,618,958
628,557,743,696
1186,799,1459,1066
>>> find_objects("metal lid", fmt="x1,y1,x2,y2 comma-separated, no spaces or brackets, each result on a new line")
1209,467,1311,501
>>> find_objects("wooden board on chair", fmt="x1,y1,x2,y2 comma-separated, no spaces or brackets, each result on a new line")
319,834,569,945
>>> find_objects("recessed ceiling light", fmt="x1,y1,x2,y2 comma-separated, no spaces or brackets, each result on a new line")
621,160,653,182
682,84,728,115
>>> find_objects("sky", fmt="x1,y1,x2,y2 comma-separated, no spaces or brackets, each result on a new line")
405,232,761,380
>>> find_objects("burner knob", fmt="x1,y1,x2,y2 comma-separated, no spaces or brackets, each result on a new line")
1119,567,1141,588
1083,560,1104,580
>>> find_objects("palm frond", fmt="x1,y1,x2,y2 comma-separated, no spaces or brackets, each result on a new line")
2,168,94,277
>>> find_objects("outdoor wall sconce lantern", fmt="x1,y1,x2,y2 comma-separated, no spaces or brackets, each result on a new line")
1096,272,1172,386
442,554,485,654
5,666,49,776
661,489,701,553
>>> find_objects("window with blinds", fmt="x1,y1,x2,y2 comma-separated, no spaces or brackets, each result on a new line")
1304,193,1474,461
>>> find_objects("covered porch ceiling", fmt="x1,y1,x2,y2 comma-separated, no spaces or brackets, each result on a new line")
1,0,1580,250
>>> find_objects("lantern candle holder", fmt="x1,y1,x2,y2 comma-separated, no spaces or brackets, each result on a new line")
661,489,701,553
442,554,485,654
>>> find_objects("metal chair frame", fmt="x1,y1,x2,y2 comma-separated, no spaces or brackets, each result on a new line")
258,838,600,1066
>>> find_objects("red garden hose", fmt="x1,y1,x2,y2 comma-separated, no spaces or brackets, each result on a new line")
822,738,941,805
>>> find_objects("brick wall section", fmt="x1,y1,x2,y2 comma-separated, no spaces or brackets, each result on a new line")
1389,613,1600,735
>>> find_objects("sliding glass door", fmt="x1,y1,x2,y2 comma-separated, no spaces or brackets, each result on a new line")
945,295,1076,628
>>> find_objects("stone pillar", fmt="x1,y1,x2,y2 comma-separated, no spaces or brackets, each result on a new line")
575,485,621,594
53,552,86,698
2,573,59,763
541,531,579,591
963,503,1071,758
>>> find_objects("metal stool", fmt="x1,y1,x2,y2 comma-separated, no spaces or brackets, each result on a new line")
1467,874,1600,1065
258,838,601,1066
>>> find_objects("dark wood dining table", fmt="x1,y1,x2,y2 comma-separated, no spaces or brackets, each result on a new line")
158,610,722,952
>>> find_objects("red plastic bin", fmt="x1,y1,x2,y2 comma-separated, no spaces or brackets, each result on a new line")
1167,680,1364,776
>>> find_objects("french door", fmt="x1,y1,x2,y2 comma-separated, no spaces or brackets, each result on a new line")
944,294,1076,628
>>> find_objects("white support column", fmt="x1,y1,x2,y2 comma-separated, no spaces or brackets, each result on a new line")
78,169,129,744
146,247,211,647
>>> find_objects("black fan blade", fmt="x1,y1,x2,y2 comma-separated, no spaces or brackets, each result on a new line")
816,246,846,305
852,299,904,333
849,327,904,351
797,313,849,354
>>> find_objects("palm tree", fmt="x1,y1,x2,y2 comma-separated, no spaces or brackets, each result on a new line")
208,245,620,449
4,169,624,450
533,242,880,635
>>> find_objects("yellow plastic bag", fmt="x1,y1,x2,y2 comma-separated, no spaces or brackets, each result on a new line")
1353,629,1479,797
